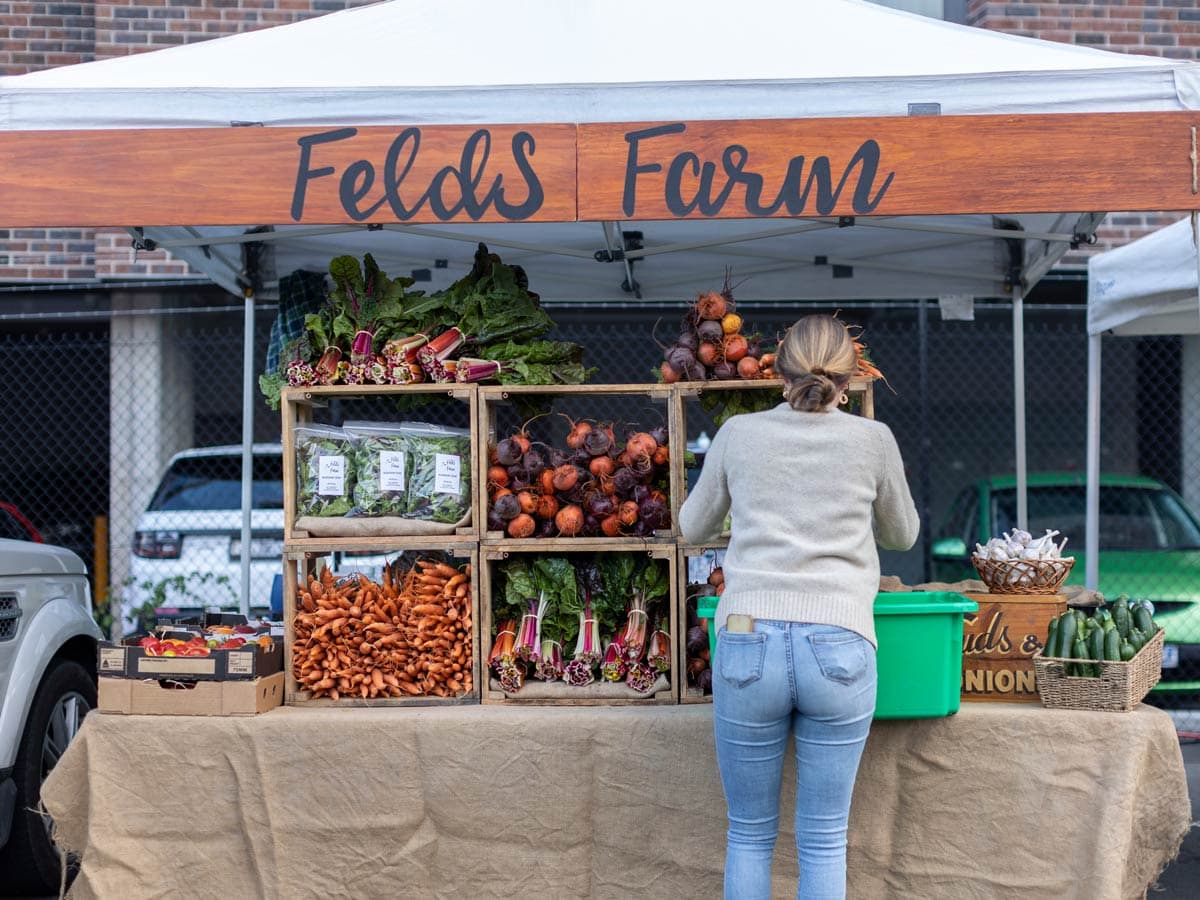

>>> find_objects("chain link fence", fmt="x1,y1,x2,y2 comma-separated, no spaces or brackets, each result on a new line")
2,293,1196,724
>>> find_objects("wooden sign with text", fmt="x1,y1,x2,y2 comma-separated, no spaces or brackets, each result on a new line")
578,113,1200,219
0,124,578,226
1,112,1199,226
961,592,1067,703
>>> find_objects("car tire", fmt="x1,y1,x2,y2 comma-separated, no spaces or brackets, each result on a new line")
0,658,95,896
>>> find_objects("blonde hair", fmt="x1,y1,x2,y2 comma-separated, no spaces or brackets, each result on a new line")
776,315,857,412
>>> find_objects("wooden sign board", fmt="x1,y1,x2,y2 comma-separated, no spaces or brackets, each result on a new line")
0,124,578,226
960,591,1067,703
1,112,1198,226
578,113,1200,219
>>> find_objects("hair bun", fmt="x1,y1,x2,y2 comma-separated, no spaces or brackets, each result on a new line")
811,366,827,377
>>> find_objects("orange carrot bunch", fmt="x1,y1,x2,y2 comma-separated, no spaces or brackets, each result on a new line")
292,559,472,701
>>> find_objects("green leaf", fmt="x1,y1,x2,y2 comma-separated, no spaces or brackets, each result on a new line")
500,558,538,620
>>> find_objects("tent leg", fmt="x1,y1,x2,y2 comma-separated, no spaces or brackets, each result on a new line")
1013,286,1027,531
1086,333,1101,591
239,289,255,618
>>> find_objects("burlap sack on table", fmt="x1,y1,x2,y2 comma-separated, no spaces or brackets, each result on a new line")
294,508,471,537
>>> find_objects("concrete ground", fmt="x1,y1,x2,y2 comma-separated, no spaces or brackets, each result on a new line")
1151,733,1199,898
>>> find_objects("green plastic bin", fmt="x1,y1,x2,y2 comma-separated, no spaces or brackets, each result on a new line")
697,595,720,661
873,591,978,720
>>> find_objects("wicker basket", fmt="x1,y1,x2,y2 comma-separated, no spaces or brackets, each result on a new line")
1031,628,1163,712
971,556,1075,595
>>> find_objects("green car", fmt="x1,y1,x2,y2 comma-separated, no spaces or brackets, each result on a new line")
931,473,1200,696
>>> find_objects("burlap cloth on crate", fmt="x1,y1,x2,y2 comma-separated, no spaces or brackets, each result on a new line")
294,507,470,537
44,703,1189,899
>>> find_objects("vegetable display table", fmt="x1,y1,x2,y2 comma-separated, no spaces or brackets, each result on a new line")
43,703,1189,899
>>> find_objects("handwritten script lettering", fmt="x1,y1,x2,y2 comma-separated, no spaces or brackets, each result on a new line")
290,127,545,223
620,123,895,218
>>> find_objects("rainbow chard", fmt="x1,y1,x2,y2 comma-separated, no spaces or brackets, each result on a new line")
601,639,628,682
647,627,671,674
535,639,564,681
382,334,429,365
562,656,596,687
418,327,467,375
625,661,657,694
330,253,413,365
454,358,504,384
513,597,543,665
487,618,518,672
497,660,525,693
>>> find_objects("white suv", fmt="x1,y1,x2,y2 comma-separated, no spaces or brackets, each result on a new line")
125,445,285,630
0,538,102,894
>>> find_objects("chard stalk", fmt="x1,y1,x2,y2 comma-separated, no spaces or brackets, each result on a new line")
647,628,671,674
562,657,595,687
601,639,628,682
535,639,564,681
351,329,375,365
487,619,517,672
626,661,657,694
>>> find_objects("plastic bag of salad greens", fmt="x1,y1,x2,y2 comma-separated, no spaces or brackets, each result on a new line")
400,422,472,523
343,420,409,517
294,424,356,517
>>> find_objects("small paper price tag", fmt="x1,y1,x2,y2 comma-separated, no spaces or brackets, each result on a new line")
317,455,346,496
379,450,406,492
434,453,461,495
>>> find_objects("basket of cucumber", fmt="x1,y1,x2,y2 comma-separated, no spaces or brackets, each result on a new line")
1032,597,1163,712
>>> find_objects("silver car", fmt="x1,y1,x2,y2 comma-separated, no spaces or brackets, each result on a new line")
125,445,285,630
0,538,101,893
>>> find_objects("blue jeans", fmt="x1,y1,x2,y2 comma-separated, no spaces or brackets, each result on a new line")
713,620,876,900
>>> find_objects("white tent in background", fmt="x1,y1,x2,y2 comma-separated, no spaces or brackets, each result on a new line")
4,0,1200,611
1086,215,1200,589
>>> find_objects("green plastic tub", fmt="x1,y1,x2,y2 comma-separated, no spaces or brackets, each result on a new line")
697,595,720,661
873,591,978,720
696,591,976,721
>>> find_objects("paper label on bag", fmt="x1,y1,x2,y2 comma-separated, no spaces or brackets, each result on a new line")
434,453,461,495
379,451,406,491
318,456,346,496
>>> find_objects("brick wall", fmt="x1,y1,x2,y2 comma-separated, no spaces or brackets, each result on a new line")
2,2,1198,282
968,0,1200,264
0,1,374,284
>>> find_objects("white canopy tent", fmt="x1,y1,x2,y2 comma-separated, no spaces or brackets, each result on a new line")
4,0,1200,612
1085,215,1200,589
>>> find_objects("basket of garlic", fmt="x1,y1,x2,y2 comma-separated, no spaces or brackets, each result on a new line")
971,529,1076,595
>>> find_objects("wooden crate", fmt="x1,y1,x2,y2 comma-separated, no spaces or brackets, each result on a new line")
282,542,480,707
960,591,1067,703
672,377,874,548
478,543,678,705
477,383,679,543
677,544,726,704
281,383,480,548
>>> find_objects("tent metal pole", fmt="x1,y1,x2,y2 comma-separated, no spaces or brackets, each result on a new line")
1013,284,1028,531
1085,332,1101,591
239,288,254,617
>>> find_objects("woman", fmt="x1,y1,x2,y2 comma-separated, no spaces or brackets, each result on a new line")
679,314,919,900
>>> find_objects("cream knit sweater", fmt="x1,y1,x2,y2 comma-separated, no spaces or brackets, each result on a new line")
679,403,919,647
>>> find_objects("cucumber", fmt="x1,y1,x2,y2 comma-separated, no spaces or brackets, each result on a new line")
1088,628,1106,675
1094,608,1112,627
1045,616,1061,659
1129,628,1147,653
1119,640,1136,662
1104,628,1121,663
1076,611,1089,642
1071,637,1090,677
1112,597,1132,639
1133,605,1156,638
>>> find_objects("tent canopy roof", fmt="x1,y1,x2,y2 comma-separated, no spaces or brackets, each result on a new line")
2,0,1197,129
1087,216,1200,336
4,0,1198,302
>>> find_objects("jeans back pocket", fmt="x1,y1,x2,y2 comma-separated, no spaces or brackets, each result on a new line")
808,631,868,686
718,630,767,689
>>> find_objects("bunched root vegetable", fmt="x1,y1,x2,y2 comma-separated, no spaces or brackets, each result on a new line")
291,560,473,701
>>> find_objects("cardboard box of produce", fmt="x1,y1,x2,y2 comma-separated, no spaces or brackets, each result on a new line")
98,637,283,682
98,671,285,716
961,591,1067,702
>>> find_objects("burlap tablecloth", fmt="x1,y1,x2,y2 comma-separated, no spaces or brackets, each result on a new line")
42,702,1190,899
